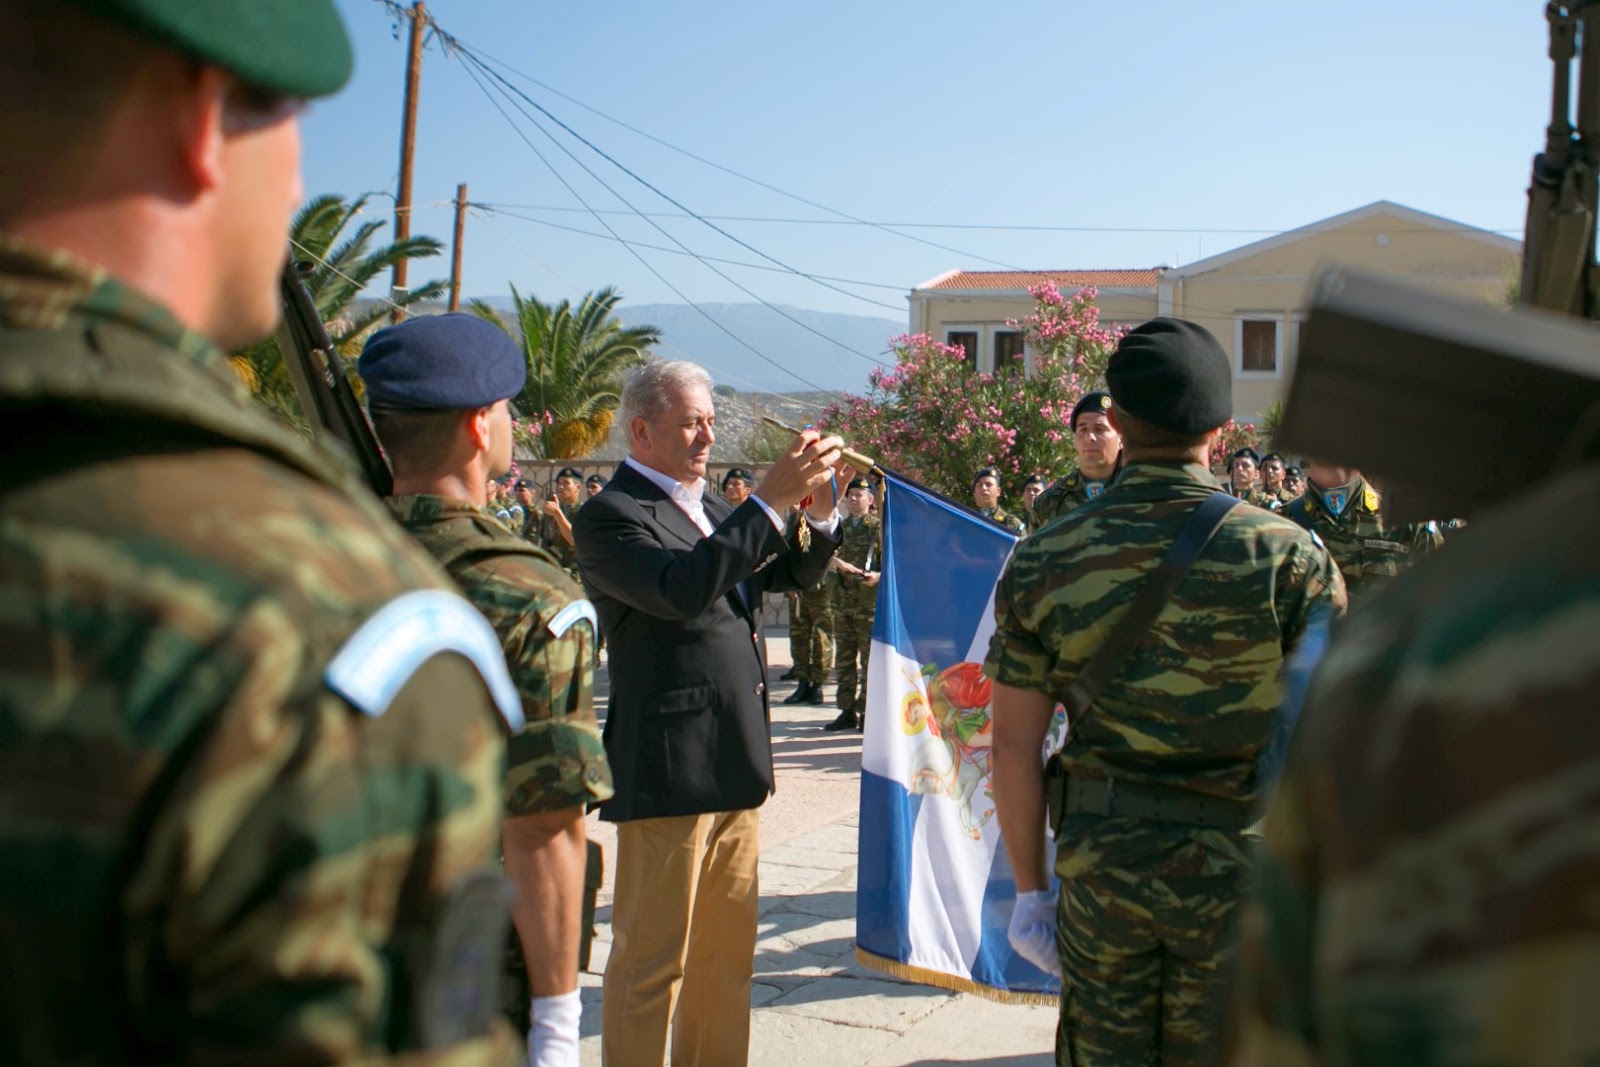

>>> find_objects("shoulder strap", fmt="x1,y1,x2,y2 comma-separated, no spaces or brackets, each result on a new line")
1057,491,1241,747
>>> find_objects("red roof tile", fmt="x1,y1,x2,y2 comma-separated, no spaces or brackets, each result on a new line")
921,269,1161,291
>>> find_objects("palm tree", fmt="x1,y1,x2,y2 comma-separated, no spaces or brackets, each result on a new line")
471,286,659,459
232,193,449,428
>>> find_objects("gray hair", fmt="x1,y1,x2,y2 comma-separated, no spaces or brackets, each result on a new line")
620,359,714,428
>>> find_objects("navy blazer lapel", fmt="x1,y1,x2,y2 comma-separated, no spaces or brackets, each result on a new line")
615,462,705,548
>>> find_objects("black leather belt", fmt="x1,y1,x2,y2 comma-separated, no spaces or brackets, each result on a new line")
1063,775,1254,830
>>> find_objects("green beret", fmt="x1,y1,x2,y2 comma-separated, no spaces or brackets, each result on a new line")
68,0,353,98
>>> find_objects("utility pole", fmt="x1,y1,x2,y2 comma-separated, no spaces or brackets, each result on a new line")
390,1,426,324
449,182,468,312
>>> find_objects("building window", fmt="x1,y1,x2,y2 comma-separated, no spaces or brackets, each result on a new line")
1235,316,1282,377
946,330,978,368
994,330,1025,372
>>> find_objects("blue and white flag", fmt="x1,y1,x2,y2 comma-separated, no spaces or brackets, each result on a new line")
854,474,1062,1003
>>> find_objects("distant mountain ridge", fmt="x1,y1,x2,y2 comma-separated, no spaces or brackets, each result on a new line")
469,297,902,396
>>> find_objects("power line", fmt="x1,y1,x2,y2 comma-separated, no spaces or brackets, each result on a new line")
452,52,847,398
462,46,1025,270
289,236,415,318
470,202,1528,238
453,48,906,318
452,49,892,371
479,206,910,292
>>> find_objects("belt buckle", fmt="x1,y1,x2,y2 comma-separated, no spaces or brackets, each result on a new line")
1102,778,1116,817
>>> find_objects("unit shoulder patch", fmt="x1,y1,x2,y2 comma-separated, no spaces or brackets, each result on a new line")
326,589,524,731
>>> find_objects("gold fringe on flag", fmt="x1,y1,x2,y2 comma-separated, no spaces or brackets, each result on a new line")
852,946,1058,1008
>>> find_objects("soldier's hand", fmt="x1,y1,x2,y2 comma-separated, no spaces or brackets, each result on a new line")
543,497,561,517
1007,889,1062,977
863,572,880,588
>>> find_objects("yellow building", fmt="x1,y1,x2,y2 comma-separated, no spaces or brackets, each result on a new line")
909,201,1521,420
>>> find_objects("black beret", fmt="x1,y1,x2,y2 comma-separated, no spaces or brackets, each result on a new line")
513,479,530,490
1260,452,1286,466
722,467,755,486
1285,465,1304,477
1070,391,1114,430
555,467,584,481
1023,473,1046,487
1231,447,1261,465
972,468,1001,486
69,0,353,98
359,314,526,411
1105,318,1232,434
585,474,607,486
846,477,873,492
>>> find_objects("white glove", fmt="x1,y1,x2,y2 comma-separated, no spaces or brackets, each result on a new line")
1007,889,1062,978
526,990,581,1067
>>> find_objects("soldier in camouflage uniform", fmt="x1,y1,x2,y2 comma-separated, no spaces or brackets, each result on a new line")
984,319,1346,1067
540,466,585,580
722,465,755,507
1032,391,1125,528
514,479,539,539
1226,457,1600,1066
1021,472,1047,529
360,315,615,1067
0,3,520,1063
1252,452,1296,511
783,504,835,705
1228,447,1264,502
822,477,881,731
1283,461,1442,602
1282,464,1307,500
973,466,1027,534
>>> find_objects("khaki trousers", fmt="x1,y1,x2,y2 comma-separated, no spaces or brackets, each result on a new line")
602,808,761,1066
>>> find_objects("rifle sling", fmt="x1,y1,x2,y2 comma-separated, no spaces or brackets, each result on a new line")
1057,491,1241,748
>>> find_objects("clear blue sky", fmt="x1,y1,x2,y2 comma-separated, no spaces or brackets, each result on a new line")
304,0,1547,323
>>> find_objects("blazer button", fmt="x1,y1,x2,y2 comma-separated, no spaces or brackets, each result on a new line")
755,682,766,697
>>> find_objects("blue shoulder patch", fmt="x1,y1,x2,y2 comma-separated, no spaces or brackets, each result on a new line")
546,598,597,639
326,590,524,731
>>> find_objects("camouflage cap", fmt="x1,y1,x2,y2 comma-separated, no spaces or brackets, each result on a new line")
68,0,354,98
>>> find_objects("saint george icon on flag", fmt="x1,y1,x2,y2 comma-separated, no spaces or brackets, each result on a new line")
854,473,1065,1003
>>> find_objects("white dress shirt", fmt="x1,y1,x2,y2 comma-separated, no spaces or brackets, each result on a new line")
623,456,840,537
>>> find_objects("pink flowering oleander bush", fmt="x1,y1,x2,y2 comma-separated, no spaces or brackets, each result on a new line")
1210,419,1265,475
822,285,1125,502
511,411,552,458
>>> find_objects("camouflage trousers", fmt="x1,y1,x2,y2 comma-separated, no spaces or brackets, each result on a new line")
1053,824,1252,1066
829,576,874,712
792,583,833,684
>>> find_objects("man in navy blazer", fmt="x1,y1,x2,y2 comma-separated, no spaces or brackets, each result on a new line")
574,360,847,1067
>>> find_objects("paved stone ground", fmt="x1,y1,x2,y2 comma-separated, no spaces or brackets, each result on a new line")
578,628,1056,1066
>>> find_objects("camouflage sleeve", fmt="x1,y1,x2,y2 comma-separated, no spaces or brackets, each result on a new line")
1030,481,1068,526
1226,726,1324,1066
1274,535,1348,654
500,595,614,817
125,650,518,1063
982,545,1054,693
